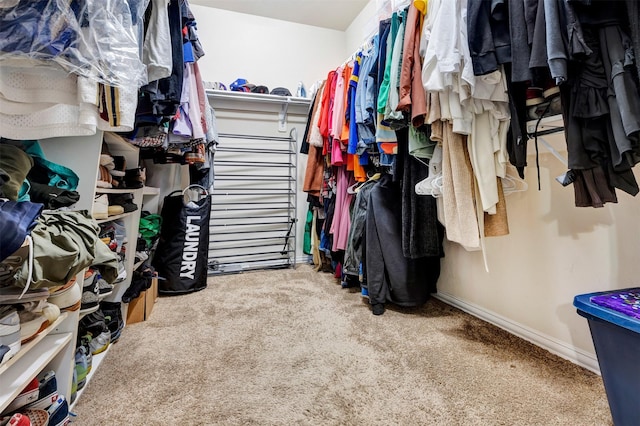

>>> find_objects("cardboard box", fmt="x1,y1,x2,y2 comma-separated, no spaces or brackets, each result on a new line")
126,277,158,325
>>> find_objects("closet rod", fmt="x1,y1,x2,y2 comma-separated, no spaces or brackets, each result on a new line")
209,215,289,226
216,147,293,155
214,186,293,195
210,257,291,267
209,235,288,243
213,249,294,259
218,133,296,142
213,189,294,195
214,175,294,182
208,264,291,274
211,228,289,236
215,160,294,168
209,241,290,251
209,215,292,220
211,206,293,211
212,201,293,206
211,220,290,227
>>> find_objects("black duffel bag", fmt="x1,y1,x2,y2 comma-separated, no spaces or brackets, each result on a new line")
152,185,210,295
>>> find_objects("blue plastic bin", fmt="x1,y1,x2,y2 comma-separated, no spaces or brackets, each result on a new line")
573,288,640,426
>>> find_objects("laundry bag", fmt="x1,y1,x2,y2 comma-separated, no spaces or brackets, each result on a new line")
152,185,210,294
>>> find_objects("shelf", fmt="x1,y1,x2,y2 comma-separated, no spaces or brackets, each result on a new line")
0,313,69,377
95,211,136,224
143,186,160,196
207,89,310,107
0,332,73,413
69,344,111,412
526,113,564,136
96,187,143,194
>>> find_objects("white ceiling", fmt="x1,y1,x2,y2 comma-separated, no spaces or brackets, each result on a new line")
189,0,370,31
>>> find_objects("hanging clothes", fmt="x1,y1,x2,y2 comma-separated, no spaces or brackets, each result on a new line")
365,174,441,316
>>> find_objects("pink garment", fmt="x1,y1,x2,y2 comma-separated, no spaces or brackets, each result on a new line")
330,66,346,141
192,61,208,134
330,166,354,251
331,138,344,166
186,63,205,139
173,68,193,136
326,68,338,140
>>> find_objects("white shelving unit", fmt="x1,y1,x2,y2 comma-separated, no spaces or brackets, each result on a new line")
0,129,149,415
97,132,145,305
0,133,101,415
0,311,78,414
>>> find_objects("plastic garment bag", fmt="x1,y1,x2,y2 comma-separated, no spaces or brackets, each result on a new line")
0,0,149,87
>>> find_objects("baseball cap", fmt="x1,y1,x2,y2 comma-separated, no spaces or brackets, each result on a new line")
270,87,292,96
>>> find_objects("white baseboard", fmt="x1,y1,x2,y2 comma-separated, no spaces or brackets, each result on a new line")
434,292,601,375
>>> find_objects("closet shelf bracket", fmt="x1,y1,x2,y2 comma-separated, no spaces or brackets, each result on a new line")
278,100,290,133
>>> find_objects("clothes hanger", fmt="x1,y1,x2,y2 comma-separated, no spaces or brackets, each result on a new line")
367,172,382,181
347,181,365,194
347,170,383,194
501,166,528,196
415,172,443,198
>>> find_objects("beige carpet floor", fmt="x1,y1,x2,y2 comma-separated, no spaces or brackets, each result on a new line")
73,264,612,425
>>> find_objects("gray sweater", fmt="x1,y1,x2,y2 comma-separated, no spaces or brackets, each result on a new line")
545,0,591,84
510,0,532,82
627,0,640,83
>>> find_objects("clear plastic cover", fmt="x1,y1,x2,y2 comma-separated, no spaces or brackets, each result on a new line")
0,0,149,87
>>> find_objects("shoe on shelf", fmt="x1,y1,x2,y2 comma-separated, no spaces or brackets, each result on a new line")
0,238,30,286
5,413,31,426
25,370,59,411
18,303,60,344
96,165,113,189
0,330,20,366
111,156,126,177
75,345,90,390
107,204,124,217
543,78,560,100
2,377,39,414
70,368,77,406
46,395,70,426
527,95,562,121
101,301,124,343
96,278,114,297
84,269,114,298
79,311,110,355
525,86,544,106
1,307,20,337
89,329,111,355
80,290,99,315
108,193,138,213
48,279,81,312
76,333,93,374
0,308,21,362
0,344,14,366
92,194,109,220
124,167,145,189
25,408,50,426
135,251,149,264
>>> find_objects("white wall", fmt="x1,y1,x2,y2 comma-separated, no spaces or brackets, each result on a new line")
345,0,377,54
437,135,640,373
191,5,348,95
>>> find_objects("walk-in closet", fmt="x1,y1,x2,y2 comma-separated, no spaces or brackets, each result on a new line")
1,0,639,424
